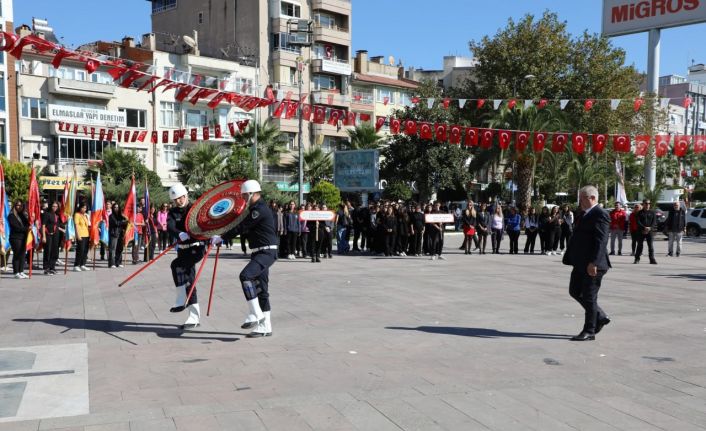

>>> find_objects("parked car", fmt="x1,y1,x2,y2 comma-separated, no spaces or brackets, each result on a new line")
686,208,706,237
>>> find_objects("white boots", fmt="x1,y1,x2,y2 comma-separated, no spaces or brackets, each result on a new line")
170,285,187,313
182,303,200,330
246,310,272,338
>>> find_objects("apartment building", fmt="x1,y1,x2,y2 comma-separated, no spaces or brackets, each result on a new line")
0,0,14,159
656,68,706,137
14,22,257,188
405,56,477,92
147,0,353,189
350,50,418,137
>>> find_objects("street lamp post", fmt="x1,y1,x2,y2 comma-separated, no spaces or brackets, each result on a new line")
288,19,312,205
297,58,305,205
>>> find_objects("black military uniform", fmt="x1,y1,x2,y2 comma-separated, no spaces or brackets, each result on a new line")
222,197,278,332
167,203,206,312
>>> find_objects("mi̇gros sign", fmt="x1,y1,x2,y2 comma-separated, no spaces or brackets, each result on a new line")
602,0,706,36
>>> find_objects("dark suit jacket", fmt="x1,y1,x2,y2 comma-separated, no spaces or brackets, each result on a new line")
563,206,611,271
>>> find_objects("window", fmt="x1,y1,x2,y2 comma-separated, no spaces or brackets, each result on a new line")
218,108,229,128
185,109,207,128
289,67,297,84
160,101,181,128
234,77,254,95
352,88,373,104
58,136,115,160
152,0,177,13
376,88,394,104
313,74,336,90
0,77,5,112
198,12,203,24
399,92,411,106
163,146,181,167
21,97,48,119
262,164,292,183
0,52,4,65
321,136,345,153
314,13,338,29
120,108,147,128
229,111,253,125
283,132,297,150
271,33,301,54
0,124,6,158
280,1,301,18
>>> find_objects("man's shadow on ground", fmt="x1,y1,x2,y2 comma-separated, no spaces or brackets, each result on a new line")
386,326,569,339
13,318,243,344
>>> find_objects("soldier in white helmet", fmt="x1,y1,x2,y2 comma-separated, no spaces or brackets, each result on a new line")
211,179,277,337
167,183,205,330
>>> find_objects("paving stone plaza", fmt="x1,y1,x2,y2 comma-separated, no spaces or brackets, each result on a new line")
0,234,705,430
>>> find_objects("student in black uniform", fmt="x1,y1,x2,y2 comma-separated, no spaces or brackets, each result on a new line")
108,203,127,268
212,180,278,338
41,201,61,274
167,183,206,330
306,206,324,263
321,204,334,258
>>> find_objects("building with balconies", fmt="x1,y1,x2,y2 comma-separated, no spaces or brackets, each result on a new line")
0,0,15,160
405,55,478,92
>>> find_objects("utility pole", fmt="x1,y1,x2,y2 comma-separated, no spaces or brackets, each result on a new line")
645,28,660,191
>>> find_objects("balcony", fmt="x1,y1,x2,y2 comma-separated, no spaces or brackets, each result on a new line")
311,90,349,107
48,77,116,100
351,90,374,107
313,24,350,46
311,0,351,15
270,117,300,133
312,58,351,76
271,48,302,67
273,82,302,100
312,122,349,138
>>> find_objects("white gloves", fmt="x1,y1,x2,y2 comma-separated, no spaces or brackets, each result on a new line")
210,235,223,246
178,232,190,242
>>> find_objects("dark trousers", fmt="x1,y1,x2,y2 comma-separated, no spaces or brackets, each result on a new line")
310,231,321,260
353,227,363,250
108,236,124,267
131,235,143,264
396,234,408,254
384,232,395,256
144,232,157,261
287,232,298,255
507,230,520,254
491,228,503,253
10,237,26,274
366,228,376,252
43,233,59,271
477,231,488,252
524,229,538,253
170,245,206,306
569,268,607,334
547,228,560,251
427,231,442,256
158,230,169,251
635,232,655,260
74,238,89,267
539,231,548,252
322,231,333,256
409,230,423,255
300,232,309,257
560,227,572,251
239,249,276,311
630,231,639,255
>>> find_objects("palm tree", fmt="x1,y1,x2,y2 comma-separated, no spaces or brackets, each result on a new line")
483,105,567,209
283,146,333,186
567,153,605,200
345,123,383,150
227,119,288,167
175,143,226,196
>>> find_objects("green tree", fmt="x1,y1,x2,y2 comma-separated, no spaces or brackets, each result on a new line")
308,180,341,208
383,180,413,202
567,153,605,199
283,146,333,186
223,146,257,181
345,123,383,150
174,143,226,197
260,182,297,206
0,157,33,203
228,119,288,168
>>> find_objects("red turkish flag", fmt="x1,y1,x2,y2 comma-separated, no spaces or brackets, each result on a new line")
498,130,512,150
655,135,671,157
272,101,287,118
404,120,417,136
136,131,146,142
160,130,167,144
390,118,401,134
532,132,547,152
537,99,548,109
329,109,344,126
464,127,479,147
411,97,420,104
90,127,96,139
173,130,181,143
634,135,650,156
313,106,326,124
449,125,462,144
190,128,198,141
300,104,312,121
571,133,588,154
383,96,389,106
592,134,607,153
419,122,433,140
99,129,106,141
634,98,643,112
442,98,450,109
150,131,158,144
480,129,494,149
106,129,114,142
179,129,186,139
477,99,486,109
612,134,630,153
516,131,530,152
584,99,594,112
507,99,517,110
228,123,236,136
375,116,386,132
203,127,210,140
285,102,299,119
551,133,568,153
236,120,249,132
215,124,222,139
344,111,357,126
693,136,706,153
359,113,371,122
435,123,448,142
673,135,690,157
684,97,693,108
117,130,123,142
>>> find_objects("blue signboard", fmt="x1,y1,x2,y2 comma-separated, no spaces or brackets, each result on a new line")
334,150,380,192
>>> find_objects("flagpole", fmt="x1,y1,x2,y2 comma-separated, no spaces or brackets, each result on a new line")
28,249,33,278
64,248,68,274
206,246,221,316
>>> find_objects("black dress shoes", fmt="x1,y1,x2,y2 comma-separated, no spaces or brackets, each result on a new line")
595,317,611,334
170,305,186,313
570,331,595,341
246,331,272,338
649,259,657,265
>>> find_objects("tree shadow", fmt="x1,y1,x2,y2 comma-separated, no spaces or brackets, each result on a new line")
386,326,569,340
13,318,242,343
657,273,706,281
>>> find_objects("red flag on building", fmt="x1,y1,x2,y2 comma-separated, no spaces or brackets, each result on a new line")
203,127,210,141
313,106,326,124
329,109,344,126
404,120,417,136
533,132,547,152
464,128,479,147
390,118,401,134
480,129,494,149
301,104,313,121
571,133,588,154
674,135,690,157
591,134,607,153
272,101,287,118
655,135,671,157
215,124,222,139
162,131,169,144
612,134,630,153
285,102,299,119
694,136,706,153
634,135,650,156
419,122,433,140
190,128,198,141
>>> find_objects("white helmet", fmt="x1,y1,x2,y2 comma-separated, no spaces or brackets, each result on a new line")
169,183,188,200
241,179,262,194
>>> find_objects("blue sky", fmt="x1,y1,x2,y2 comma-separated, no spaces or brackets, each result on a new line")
13,0,706,78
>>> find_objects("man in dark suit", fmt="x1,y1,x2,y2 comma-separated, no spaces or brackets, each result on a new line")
562,185,611,341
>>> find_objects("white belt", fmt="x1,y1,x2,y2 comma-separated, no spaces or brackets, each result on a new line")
177,242,202,249
250,245,278,252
